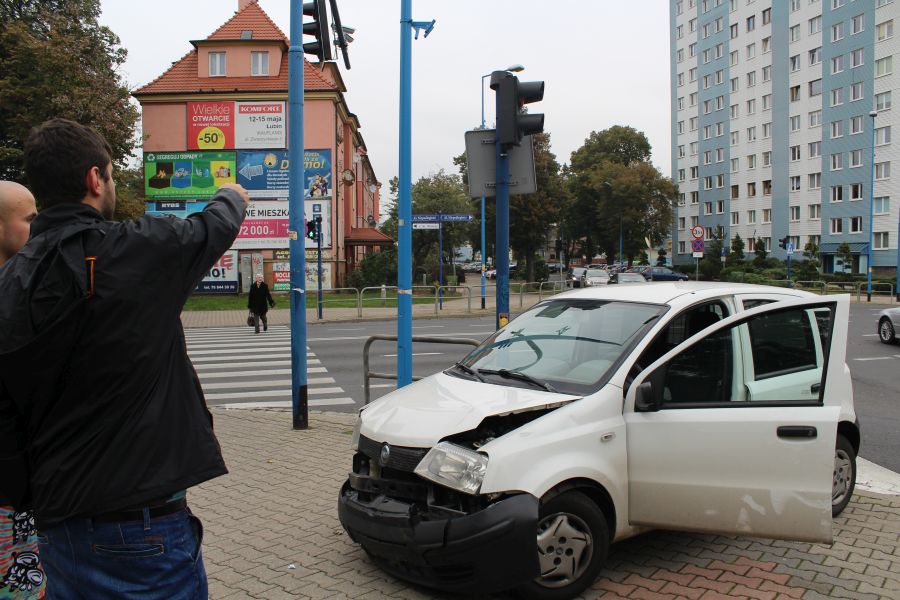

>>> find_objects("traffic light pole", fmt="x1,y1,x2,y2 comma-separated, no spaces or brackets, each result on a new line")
288,0,309,429
397,0,413,387
495,135,510,329
316,217,323,319
437,212,443,310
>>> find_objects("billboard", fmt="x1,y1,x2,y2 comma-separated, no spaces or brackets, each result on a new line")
144,151,235,200
197,250,239,293
187,102,234,150
235,102,286,148
236,150,289,198
304,150,332,199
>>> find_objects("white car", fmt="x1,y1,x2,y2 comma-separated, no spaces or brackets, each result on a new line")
581,268,610,286
877,306,900,344
339,282,859,599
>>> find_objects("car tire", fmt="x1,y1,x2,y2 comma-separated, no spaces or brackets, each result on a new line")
833,434,856,517
878,318,897,345
515,491,609,600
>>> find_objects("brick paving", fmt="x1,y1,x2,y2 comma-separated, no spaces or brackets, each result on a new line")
193,408,900,600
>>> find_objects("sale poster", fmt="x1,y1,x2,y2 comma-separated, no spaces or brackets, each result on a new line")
144,152,235,200
187,101,235,150
235,101,286,148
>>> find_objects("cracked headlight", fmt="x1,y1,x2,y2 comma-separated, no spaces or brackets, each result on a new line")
350,414,362,451
414,442,488,495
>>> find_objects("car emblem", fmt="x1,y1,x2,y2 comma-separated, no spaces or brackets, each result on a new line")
379,443,391,467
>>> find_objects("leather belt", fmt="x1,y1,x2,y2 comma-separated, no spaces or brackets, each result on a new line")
91,497,187,524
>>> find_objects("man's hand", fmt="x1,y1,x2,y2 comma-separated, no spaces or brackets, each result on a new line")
219,183,250,208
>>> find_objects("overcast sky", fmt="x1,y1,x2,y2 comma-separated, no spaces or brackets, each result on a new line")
99,0,672,188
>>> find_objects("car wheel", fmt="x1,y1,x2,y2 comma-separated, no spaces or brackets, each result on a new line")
878,318,897,345
833,434,856,517
515,491,609,600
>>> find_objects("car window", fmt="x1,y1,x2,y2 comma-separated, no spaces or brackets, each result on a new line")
634,301,729,370
645,304,835,407
741,298,775,310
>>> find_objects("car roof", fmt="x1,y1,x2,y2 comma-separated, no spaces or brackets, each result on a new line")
551,281,816,308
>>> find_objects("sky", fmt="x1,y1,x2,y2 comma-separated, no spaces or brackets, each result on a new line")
99,0,673,188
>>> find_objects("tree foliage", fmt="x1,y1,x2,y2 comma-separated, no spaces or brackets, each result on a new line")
726,234,745,265
0,0,139,182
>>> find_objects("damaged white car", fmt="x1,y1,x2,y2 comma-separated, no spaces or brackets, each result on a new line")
338,283,859,599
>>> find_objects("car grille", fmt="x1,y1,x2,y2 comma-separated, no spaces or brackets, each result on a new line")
358,435,429,472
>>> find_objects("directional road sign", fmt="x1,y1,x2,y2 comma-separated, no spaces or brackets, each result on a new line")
412,222,440,230
690,225,704,239
412,214,473,223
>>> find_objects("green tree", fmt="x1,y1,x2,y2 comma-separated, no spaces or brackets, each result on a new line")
656,247,667,266
794,239,821,281
569,125,651,171
699,231,725,279
753,237,768,267
0,0,139,183
836,242,853,273
726,234,745,266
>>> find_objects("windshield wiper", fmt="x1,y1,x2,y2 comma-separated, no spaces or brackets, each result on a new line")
451,362,485,382
477,368,558,393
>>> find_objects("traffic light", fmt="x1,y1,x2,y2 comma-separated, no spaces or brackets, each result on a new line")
306,219,318,242
778,236,788,250
302,0,333,62
490,71,544,149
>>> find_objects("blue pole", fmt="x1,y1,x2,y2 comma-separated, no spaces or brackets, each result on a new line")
316,217,323,319
397,0,413,386
288,0,308,429
480,74,488,311
867,111,877,302
495,129,510,329
438,214,443,310
787,253,791,288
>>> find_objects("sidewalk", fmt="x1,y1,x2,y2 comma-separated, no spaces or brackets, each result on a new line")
194,408,900,600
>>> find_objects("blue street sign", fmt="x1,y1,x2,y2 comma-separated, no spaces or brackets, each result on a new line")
439,213,473,222
691,238,705,253
412,214,439,222
412,213,473,222
786,242,795,255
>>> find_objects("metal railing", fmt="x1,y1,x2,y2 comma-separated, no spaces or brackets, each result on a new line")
362,335,482,404
313,287,360,319
855,282,894,303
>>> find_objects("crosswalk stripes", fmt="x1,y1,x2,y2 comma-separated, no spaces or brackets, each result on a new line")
183,325,354,407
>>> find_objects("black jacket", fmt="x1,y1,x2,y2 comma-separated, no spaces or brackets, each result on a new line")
0,190,245,526
248,281,274,315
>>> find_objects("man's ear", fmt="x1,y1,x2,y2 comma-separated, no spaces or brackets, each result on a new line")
85,166,103,198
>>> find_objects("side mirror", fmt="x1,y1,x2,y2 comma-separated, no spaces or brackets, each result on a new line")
635,381,660,412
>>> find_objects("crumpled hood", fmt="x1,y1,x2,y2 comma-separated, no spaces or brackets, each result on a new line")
359,372,578,447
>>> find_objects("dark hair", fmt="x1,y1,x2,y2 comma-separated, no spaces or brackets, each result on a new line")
24,118,113,208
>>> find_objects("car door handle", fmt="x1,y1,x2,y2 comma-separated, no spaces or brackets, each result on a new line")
777,426,818,439
810,383,821,394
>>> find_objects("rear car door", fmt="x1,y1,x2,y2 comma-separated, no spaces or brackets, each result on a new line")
623,296,848,543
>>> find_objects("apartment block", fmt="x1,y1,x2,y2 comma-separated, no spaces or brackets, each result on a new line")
671,0,897,274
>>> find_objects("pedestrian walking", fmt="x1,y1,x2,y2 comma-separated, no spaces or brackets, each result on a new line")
0,181,44,599
0,118,249,599
248,273,275,333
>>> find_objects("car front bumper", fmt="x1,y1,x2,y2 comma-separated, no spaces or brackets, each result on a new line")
338,480,540,593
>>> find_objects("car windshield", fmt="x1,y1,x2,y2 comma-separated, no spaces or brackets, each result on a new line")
455,299,666,395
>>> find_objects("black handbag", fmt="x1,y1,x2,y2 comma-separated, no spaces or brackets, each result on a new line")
246,311,255,327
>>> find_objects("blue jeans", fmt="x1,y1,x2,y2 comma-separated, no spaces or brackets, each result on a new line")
38,508,207,599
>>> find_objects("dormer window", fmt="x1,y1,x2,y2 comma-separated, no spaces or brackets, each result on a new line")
209,52,226,77
251,51,269,76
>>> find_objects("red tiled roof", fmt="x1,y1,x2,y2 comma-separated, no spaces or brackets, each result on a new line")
207,1,287,42
345,228,395,245
133,1,333,96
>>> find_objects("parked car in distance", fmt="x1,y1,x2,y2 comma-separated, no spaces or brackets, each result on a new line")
569,267,587,288
609,272,647,284
581,268,610,286
338,283,858,599
643,266,689,281
486,262,517,280
546,262,565,273
877,306,900,344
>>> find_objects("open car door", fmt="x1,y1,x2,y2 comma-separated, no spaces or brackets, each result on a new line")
623,295,849,543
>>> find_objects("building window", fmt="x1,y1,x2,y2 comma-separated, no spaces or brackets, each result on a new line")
747,126,757,141
809,235,820,248
850,217,863,234
791,175,801,191
877,20,894,41
731,184,740,199
731,211,739,225
762,122,771,138
746,43,756,59
691,166,699,179
832,22,844,43
809,204,821,220
790,54,801,71
832,55,844,75
747,99,757,114
790,206,801,221
875,92,891,111
704,202,713,215
251,51,269,76
679,241,687,254
850,149,862,167
790,115,801,132
748,182,757,197
748,237,756,252
851,48,864,68
790,85,801,102
747,15,756,32
831,153,843,171
691,191,699,204
875,126,892,146
747,71,756,87
809,47,822,65
850,183,863,200
831,185,844,202
747,210,757,224
809,15,822,34
876,56,893,77
831,218,843,234
209,52,226,77
875,162,891,180
851,14,864,35
762,180,772,196
747,154,756,169
809,141,821,158
730,158,739,173
850,115,863,134
762,65,771,82
762,151,772,166
704,177,713,190
790,24,801,42
831,121,844,138
762,36,771,53
809,79,822,97
874,197,890,215
874,232,890,250
809,110,822,127
790,145,801,161
762,95,772,111
716,200,725,214
809,172,821,189
762,208,772,223
851,81,864,101
831,88,844,106
679,216,686,229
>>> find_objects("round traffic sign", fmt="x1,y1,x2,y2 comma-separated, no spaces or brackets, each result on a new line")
691,238,705,253
690,225,704,239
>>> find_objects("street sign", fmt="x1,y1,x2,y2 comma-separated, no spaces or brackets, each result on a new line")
412,222,440,230
412,213,473,222
412,214,439,222
464,129,537,198
438,213,473,222
786,242,795,256
691,238,705,253
690,225,704,239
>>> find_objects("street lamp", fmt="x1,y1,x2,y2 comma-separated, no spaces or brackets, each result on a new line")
867,110,877,302
479,64,524,310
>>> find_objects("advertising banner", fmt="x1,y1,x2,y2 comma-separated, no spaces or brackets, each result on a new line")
235,101,286,148
187,102,235,150
144,152,235,200
197,250,239,293
304,150,332,199
236,150,289,198
274,263,332,291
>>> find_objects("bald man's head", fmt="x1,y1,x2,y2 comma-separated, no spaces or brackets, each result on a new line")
0,181,37,266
